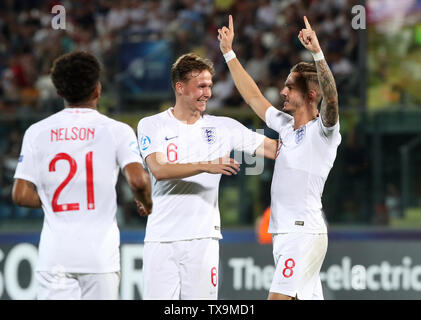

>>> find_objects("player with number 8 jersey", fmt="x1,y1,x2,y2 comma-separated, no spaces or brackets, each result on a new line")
218,15,341,300
12,51,152,300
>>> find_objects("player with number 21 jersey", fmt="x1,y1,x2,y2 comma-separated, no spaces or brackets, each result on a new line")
14,108,142,273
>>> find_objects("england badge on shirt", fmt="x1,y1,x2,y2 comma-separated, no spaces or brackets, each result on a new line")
202,127,216,144
295,126,306,144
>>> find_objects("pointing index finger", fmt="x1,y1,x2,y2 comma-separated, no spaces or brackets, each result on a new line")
229,14,234,32
304,16,312,30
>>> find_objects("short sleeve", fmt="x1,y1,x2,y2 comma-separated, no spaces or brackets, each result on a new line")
317,116,341,145
114,123,143,169
225,118,265,155
137,117,165,161
13,128,38,185
265,106,293,133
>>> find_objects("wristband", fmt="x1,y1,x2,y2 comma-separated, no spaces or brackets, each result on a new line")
312,50,324,61
223,50,236,63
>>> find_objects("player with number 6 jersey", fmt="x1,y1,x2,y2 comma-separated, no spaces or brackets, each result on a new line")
12,51,152,300
138,108,264,242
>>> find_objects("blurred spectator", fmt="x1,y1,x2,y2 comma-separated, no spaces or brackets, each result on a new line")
385,183,401,220
206,71,234,110
34,63,62,113
255,206,272,245
245,45,269,84
146,1,166,36
256,0,278,30
341,129,369,222
268,46,292,82
106,2,130,34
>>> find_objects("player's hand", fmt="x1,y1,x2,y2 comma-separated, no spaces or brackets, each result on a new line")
204,156,240,176
298,16,321,54
217,14,234,54
135,199,152,217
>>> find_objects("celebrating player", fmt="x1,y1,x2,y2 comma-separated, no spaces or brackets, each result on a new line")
12,51,152,300
218,15,341,300
137,53,277,300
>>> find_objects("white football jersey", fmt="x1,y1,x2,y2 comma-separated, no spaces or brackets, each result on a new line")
265,106,341,234
14,108,142,273
137,108,265,242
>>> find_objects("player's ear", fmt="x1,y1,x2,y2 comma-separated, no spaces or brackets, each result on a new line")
175,82,184,95
91,82,101,100
307,89,316,101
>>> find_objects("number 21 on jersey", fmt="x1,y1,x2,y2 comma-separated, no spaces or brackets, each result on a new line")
49,152,95,212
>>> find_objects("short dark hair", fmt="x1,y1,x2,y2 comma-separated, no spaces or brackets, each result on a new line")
171,53,214,90
51,51,101,104
290,62,322,104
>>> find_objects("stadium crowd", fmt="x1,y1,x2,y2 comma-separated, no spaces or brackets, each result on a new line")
0,0,361,224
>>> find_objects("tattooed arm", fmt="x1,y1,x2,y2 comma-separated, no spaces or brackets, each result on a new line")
298,16,339,127
315,59,339,127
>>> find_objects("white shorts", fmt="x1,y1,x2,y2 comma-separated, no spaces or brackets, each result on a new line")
270,233,327,300
143,238,219,300
36,271,120,300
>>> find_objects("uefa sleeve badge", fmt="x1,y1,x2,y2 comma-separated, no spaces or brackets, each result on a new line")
139,135,151,151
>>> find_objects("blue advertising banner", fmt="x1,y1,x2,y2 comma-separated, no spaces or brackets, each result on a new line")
118,40,172,96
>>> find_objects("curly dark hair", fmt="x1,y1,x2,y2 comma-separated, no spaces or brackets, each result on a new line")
171,53,214,91
51,51,101,104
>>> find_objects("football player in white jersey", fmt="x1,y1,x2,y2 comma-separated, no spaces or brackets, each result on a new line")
218,16,341,300
12,51,153,300
137,53,278,299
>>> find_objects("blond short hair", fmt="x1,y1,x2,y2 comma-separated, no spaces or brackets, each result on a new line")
171,53,215,90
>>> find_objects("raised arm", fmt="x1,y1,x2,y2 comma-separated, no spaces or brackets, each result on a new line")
298,16,339,127
218,15,272,122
